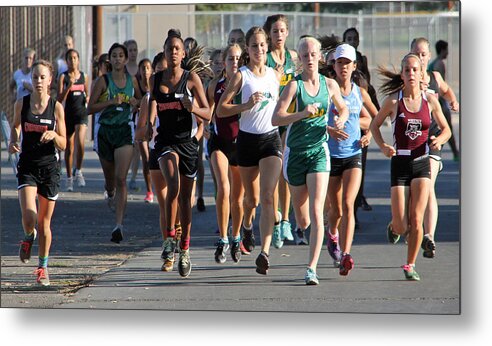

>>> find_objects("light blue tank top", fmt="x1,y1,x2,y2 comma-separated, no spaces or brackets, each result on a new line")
327,83,363,158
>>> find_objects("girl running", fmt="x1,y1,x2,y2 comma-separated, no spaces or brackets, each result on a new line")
325,44,377,276
263,14,298,247
135,58,154,203
207,44,245,264
9,59,66,286
371,53,451,280
273,36,348,285
149,30,210,277
217,26,282,275
410,37,460,259
57,49,89,192
88,42,142,243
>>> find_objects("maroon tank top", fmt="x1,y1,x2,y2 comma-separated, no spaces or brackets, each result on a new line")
213,77,239,141
392,91,431,159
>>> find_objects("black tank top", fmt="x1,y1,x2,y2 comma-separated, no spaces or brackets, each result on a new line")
20,95,58,166
427,72,441,137
62,71,87,116
153,70,197,148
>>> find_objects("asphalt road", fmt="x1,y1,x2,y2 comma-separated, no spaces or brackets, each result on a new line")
1,119,460,314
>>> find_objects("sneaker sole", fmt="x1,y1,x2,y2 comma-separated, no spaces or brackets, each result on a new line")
255,255,269,275
305,279,319,285
387,223,400,244
110,231,123,243
161,260,174,272
178,265,192,277
339,258,354,276
231,252,241,263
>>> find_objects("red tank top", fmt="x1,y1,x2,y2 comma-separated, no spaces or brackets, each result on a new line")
213,77,239,141
392,91,431,159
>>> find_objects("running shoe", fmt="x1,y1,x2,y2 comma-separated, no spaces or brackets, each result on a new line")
304,267,319,285
110,226,123,243
326,233,341,266
34,267,50,286
294,227,309,245
66,176,74,192
197,197,206,212
386,222,400,244
280,220,294,241
214,239,230,264
19,229,37,264
272,211,283,249
178,248,192,277
361,195,372,211
144,191,154,203
104,190,115,212
75,171,86,187
241,225,255,252
339,253,354,276
230,240,242,263
239,241,250,255
255,251,269,275
161,238,176,272
402,264,421,281
421,235,436,258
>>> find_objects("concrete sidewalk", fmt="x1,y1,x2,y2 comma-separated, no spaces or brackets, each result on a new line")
1,118,460,313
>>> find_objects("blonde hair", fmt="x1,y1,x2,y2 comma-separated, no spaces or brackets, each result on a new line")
297,36,321,54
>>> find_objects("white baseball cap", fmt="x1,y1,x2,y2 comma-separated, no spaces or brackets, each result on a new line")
335,43,356,61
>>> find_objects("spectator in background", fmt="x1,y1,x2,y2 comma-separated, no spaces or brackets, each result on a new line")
10,48,36,103
55,35,74,78
428,40,459,161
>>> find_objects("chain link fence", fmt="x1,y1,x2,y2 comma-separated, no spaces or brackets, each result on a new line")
103,9,459,103
1,6,73,127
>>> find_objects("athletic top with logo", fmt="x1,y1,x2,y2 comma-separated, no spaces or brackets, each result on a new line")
98,72,134,127
62,71,87,116
285,74,329,152
213,77,239,141
328,83,363,158
19,95,58,166
13,69,32,100
392,90,431,159
153,70,198,148
266,50,296,95
237,65,279,134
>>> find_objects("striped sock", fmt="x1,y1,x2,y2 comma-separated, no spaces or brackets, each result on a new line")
38,256,48,268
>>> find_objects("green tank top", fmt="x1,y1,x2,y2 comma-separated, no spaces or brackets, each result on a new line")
99,72,134,126
266,49,296,94
285,74,329,151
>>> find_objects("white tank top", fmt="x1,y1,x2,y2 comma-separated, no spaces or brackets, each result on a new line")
238,65,279,134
